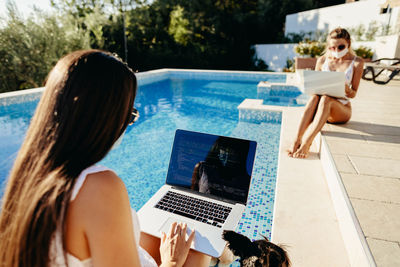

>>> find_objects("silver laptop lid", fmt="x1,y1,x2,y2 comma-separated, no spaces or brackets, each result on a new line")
166,129,257,205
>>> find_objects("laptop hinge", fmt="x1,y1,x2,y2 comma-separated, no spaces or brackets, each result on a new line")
169,185,239,205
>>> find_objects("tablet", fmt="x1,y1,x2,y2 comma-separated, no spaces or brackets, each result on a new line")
296,70,346,98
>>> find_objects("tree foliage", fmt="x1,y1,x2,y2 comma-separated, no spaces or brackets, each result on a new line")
0,2,90,93
0,0,345,92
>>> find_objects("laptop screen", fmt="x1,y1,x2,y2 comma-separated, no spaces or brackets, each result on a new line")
166,129,257,204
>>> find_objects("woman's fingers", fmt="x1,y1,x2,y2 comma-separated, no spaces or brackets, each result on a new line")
181,223,186,236
161,232,167,243
187,228,195,246
168,222,177,237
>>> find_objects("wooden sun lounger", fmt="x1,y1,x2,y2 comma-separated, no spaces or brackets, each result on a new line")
362,58,400,85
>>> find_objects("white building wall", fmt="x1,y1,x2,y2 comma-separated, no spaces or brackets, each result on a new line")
255,0,400,71
255,40,380,71
285,0,398,35
254,44,297,72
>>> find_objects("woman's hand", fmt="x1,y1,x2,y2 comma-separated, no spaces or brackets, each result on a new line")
159,222,195,267
345,84,355,98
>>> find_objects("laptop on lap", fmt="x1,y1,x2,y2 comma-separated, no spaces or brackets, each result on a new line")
138,129,257,257
297,69,347,98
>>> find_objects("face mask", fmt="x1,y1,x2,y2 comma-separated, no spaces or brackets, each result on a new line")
331,47,348,59
111,131,125,150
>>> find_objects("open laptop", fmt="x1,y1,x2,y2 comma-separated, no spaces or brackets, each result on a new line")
138,129,257,257
296,69,347,98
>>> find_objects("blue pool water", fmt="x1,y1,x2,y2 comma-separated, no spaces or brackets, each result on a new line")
0,73,297,264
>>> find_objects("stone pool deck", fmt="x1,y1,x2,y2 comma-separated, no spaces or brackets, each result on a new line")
247,78,400,266
322,79,400,266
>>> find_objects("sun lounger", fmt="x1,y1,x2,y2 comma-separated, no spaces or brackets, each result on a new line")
362,58,400,85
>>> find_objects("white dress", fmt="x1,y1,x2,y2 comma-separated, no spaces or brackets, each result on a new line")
49,165,157,267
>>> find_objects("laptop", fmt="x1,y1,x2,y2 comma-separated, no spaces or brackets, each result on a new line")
296,69,347,98
138,129,257,257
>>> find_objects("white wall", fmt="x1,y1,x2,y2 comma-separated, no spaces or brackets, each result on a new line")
254,40,395,71
254,0,400,71
254,44,297,72
285,0,398,35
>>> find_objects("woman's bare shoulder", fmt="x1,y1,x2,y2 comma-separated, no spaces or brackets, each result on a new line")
69,171,141,266
82,170,126,198
353,56,365,69
315,55,327,70
317,55,327,64
73,170,130,219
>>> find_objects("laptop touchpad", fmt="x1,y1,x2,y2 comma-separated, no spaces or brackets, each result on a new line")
159,217,195,235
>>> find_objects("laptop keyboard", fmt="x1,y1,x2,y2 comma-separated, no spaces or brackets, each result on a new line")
154,191,232,228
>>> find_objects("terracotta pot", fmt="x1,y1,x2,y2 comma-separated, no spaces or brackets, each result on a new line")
295,57,318,70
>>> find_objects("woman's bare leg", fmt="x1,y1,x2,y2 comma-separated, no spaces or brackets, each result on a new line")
183,249,212,267
140,232,161,264
288,95,321,156
140,232,211,267
293,96,351,158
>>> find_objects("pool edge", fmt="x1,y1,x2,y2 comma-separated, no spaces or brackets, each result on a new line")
320,136,376,267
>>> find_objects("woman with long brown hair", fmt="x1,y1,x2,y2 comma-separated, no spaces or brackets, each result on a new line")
288,27,364,158
0,50,210,267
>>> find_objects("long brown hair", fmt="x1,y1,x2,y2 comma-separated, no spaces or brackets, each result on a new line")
0,50,137,267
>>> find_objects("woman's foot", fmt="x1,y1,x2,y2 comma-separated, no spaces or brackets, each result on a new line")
288,138,302,157
292,142,311,158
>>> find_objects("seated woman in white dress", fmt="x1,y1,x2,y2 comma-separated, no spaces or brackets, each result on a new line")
0,50,211,267
288,28,364,158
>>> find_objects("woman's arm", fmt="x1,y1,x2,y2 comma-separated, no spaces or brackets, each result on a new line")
315,56,326,71
78,171,142,267
346,57,365,98
71,171,196,267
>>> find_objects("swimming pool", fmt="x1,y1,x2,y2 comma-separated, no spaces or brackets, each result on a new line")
0,70,301,262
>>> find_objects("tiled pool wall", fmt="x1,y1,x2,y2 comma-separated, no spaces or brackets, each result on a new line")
1,69,305,108
137,69,287,86
0,88,44,106
257,82,308,106
239,109,282,124
234,110,282,235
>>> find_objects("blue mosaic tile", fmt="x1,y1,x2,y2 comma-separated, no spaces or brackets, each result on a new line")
223,121,280,267
257,82,304,107
167,70,286,83
0,90,43,106
136,71,169,86
239,109,282,124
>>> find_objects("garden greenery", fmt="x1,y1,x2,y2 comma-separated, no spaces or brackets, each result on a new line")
354,46,374,59
294,41,325,58
0,0,346,93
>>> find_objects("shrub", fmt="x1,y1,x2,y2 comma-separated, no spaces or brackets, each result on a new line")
282,58,295,72
0,4,90,93
294,40,325,58
354,46,374,59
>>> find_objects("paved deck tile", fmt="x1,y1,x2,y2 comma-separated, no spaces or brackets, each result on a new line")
349,156,400,179
323,80,400,265
366,238,400,267
341,173,400,204
351,198,400,242
331,154,357,174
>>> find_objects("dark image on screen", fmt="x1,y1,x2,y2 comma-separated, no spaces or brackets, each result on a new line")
166,130,256,204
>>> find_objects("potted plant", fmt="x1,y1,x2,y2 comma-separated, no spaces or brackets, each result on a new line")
294,40,325,70
354,46,374,62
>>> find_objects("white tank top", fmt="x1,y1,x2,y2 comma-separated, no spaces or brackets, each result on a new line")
49,165,157,267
